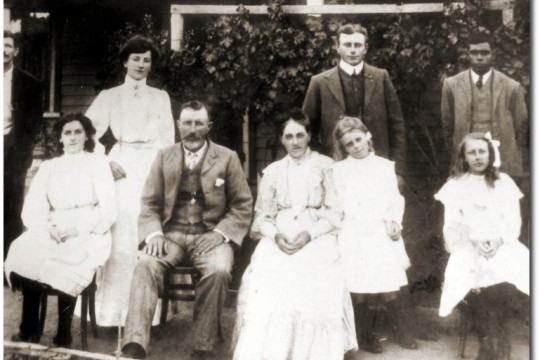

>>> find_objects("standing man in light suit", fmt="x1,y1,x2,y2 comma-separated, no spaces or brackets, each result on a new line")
441,31,529,244
121,101,253,360
302,23,406,177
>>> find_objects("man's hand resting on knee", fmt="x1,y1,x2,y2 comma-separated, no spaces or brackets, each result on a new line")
193,231,225,256
144,234,168,258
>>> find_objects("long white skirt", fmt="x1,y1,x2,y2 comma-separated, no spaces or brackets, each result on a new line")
89,143,162,326
339,219,410,294
5,207,112,297
439,241,530,317
232,210,357,360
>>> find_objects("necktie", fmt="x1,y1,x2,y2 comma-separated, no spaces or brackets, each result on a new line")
186,152,198,169
476,75,483,89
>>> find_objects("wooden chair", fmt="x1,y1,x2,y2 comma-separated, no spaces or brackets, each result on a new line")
457,302,470,358
38,275,98,351
159,265,201,328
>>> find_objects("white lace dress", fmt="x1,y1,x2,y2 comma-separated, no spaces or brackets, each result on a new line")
435,173,529,317
85,75,175,325
4,152,116,297
232,150,357,360
329,154,410,294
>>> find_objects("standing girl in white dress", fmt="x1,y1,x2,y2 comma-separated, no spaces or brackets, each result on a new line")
85,35,175,326
328,116,417,353
435,132,529,359
5,114,117,347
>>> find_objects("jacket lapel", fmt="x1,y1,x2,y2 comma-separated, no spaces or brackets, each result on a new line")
491,70,504,116
201,141,217,175
363,64,375,109
324,67,345,110
169,145,184,210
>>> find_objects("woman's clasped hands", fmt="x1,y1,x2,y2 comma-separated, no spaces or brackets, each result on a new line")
49,225,79,243
472,237,503,259
275,231,312,255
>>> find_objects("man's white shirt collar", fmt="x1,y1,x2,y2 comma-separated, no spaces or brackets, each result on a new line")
183,141,208,162
339,60,364,76
470,68,493,83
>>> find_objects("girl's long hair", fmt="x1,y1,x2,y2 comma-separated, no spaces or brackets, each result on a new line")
450,132,499,187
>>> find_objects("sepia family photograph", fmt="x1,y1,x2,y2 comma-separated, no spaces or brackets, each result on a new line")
3,0,531,359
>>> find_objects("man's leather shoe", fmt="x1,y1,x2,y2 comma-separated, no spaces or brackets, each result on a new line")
191,350,213,360
122,342,147,359
11,332,40,344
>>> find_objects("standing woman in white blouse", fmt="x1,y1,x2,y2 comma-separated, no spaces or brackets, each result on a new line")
85,35,175,326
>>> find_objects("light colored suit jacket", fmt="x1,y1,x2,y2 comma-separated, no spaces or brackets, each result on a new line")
138,141,253,246
441,69,528,176
302,63,406,174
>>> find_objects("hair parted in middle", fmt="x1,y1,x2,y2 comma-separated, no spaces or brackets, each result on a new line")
450,132,500,187
278,108,311,137
332,116,374,161
52,113,96,155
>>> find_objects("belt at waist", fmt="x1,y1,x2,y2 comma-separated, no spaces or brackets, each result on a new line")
116,140,156,149
53,203,97,211
165,222,207,235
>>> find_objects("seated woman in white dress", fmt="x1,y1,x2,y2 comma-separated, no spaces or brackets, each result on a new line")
231,110,360,360
328,116,417,353
435,132,529,360
5,114,117,347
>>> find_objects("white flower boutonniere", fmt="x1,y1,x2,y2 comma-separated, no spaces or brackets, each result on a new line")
215,178,225,187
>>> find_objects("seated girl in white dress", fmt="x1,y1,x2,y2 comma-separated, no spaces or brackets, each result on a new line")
5,114,117,347
231,110,360,360
328,116,417,353
435,132,529,359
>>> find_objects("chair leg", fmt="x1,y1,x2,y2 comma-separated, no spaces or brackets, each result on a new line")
159,270,171,332
458,307,468,358
38,294,48,339
80,294,88,351
89,290,98,338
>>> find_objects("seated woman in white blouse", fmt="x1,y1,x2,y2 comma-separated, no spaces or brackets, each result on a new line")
5,114,117,347
435,132,529,359
231,110,359,360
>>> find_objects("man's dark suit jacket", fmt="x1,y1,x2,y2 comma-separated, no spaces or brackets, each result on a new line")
303,63,406,174
4,67,42,254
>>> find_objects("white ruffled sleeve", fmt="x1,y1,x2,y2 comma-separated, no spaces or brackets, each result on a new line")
435,180,469,253
89,154,118,234
85,90,112,154
21,161,52,232
250,164,279,241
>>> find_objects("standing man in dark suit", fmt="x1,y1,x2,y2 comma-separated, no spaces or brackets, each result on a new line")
121,101,253,360
302,23,406,176
4,30,43,259
441,32,529,244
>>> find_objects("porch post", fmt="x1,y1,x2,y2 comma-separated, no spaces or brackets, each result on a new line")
171,12,184,50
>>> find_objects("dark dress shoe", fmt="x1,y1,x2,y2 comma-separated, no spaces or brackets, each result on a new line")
359,333,383,354
53,334,73,348
11,332,40,344
122,342,147,359
191,350,213,360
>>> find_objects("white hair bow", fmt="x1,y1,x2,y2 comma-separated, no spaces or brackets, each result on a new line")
485,132,501,168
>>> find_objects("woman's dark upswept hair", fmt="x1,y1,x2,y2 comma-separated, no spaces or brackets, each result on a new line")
332,116,373,161
119,35,160,64
278,108,311,137
450,132,499,187
52,113,96,155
